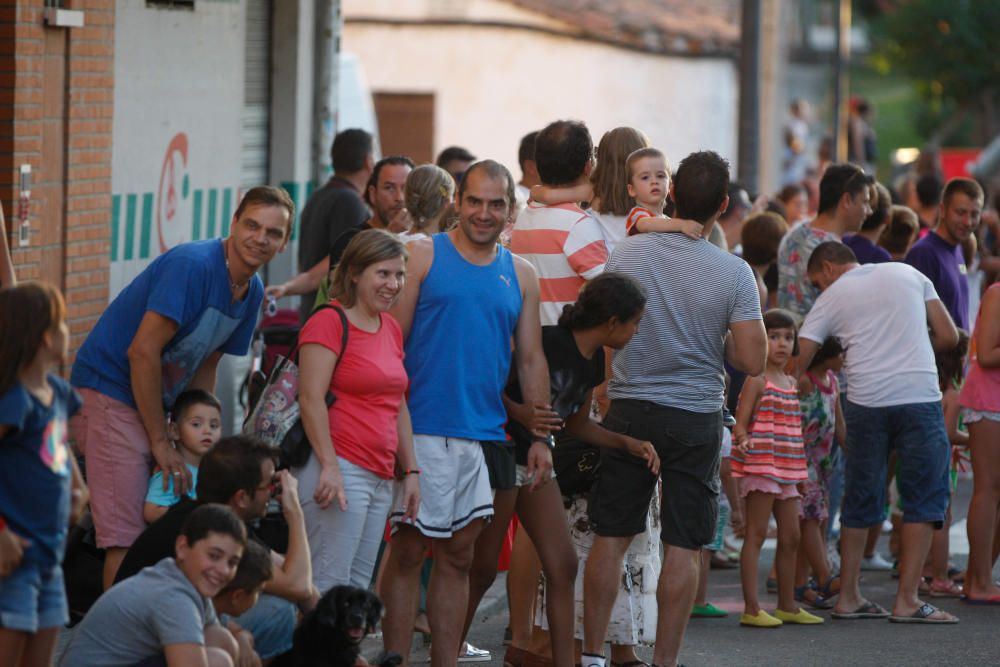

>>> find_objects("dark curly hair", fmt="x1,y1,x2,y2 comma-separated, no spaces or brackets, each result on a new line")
558,272,646,330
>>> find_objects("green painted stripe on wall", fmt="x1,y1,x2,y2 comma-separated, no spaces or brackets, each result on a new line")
124,193,137,261
207,189,218,239
221,188,233,236
140,193,154,259
192,190,203,241
111,195,121,262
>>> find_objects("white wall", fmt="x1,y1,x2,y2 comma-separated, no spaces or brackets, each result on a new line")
110,0,246,297
343,22,738,177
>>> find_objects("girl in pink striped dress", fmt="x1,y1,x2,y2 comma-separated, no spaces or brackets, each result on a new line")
731,309,819,628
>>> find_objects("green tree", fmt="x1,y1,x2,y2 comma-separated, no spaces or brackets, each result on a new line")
864,0,1000,145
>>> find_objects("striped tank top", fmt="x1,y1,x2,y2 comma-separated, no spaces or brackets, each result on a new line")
731,380,807,484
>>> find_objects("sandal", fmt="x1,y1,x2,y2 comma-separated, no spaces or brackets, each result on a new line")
928,579,963,598
504,646,528,667
888,602,959,624
794,582,834,610
831,600,891,619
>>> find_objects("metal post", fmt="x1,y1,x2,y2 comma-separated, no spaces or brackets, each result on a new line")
738,0,761,193
832,0,851,163
312,0,340,185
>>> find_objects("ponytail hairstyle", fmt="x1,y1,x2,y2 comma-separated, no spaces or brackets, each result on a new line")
558,272,646,330
0,282,66,395
405,164,457,235
935,329,969,391
762,308,799,356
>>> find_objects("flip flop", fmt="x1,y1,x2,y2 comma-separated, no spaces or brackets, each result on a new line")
831,600,890,619
888,602,959,624
961,594,1000,606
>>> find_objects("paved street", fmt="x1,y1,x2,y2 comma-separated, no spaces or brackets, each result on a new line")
450,476,1000,667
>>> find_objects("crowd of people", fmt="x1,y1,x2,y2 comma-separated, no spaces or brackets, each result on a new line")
1,113,999,667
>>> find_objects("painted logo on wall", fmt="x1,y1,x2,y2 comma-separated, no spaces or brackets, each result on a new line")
157,132,191,254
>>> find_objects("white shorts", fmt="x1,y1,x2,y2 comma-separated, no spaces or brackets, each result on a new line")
390,435,494,538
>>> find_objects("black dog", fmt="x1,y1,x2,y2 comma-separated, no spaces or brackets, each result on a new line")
271,586,401,667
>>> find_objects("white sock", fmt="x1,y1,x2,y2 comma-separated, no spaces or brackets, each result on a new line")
582,653,606,667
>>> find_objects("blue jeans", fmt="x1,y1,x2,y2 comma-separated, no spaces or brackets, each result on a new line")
841,400,950,529
228,593,296,659
295,455,393,593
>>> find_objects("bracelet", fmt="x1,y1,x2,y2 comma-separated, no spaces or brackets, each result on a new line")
403,469,421,476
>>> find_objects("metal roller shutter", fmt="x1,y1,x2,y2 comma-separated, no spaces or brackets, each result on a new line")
241,0,272,188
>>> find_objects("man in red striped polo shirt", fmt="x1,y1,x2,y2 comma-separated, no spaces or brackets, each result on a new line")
510,120,609,325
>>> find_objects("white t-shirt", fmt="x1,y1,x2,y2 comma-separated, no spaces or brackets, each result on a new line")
799,263,942,407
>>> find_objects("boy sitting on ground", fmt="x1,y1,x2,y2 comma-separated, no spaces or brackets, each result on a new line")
213,540,273,665
144,390,223,523
60,504,251,667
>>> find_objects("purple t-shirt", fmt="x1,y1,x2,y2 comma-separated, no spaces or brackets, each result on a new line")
905,231,969,330
843,234,891,265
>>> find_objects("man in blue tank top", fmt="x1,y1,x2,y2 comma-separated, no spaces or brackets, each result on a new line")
383,160,552,666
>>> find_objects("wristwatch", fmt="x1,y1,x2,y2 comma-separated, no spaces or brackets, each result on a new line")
532,434,556,450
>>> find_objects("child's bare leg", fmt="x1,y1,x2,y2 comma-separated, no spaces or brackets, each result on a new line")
740,492,775,615
18,627,59,667
507,523,541,650
0,629,27,666
864,523,883,558
694,549,711,605
774,497,803,613
930,504,953,587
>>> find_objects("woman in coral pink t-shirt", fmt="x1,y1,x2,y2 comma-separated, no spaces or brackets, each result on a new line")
297,229,420,593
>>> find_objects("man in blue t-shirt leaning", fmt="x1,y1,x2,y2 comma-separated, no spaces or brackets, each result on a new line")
71,186,292,589
905,177,983,332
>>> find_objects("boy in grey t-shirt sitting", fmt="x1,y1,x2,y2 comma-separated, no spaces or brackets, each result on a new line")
60,504,255,667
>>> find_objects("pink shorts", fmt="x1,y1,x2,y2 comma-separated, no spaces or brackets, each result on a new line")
71,389,153,549
738,475,800,500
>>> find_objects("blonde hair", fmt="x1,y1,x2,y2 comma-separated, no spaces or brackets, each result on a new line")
405,165,456,235
329,229,408,307
591,127,651,216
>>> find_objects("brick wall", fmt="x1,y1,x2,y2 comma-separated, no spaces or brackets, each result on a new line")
0,0,114,364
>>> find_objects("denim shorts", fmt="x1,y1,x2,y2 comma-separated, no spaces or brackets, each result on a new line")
841,400,950,529
588,399,722,550
0,563,69,632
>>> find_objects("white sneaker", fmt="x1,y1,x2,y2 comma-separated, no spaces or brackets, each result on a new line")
457,643,491,663
860,552,893,571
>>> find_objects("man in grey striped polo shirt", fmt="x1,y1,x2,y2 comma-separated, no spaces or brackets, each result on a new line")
582,151,766,667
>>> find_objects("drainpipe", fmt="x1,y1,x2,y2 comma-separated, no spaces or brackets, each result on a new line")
738,0,761,194
312,0,340,185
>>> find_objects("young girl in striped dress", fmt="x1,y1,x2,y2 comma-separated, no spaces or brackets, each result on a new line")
732,309,821,627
